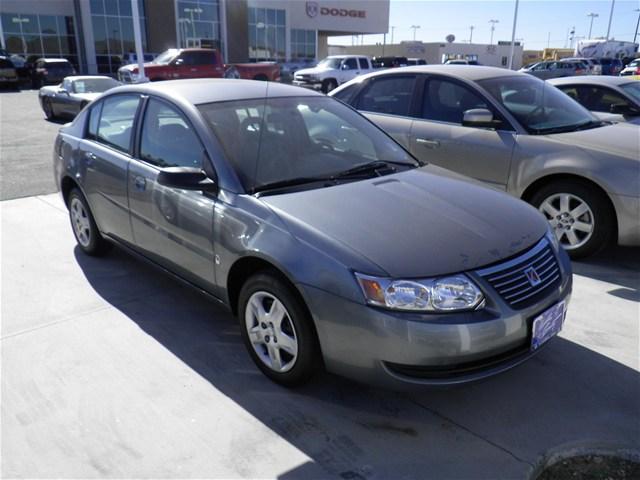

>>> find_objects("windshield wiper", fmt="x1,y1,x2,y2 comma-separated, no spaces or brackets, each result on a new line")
252,160,418,195
531,120,604,135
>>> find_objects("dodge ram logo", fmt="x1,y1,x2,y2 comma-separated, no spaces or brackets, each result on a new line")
306,1,319,18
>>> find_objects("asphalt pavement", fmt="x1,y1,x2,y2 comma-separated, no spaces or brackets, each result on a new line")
0,89,62,201
1,193,638,479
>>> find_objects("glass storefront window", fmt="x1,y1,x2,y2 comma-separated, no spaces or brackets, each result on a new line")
248,7,285,62
176,0,221,50
291,29,316,61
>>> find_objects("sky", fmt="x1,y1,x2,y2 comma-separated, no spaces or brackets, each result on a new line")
329,0,640,49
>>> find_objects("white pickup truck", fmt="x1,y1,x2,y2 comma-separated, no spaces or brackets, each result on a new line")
293,55,373,93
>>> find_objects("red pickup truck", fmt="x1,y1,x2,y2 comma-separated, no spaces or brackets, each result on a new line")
117,48,280,83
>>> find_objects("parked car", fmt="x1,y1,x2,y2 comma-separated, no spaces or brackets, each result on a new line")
31,58,76,88
53,78,572,388
597,57,623,76
331,65,640,257
0,56,19,90
39,75,120,119
524,60,588,80
117,48,280,83
293,55,373,93
372,56,409,68
561,57,602,75
548,76,640,124
407,58,427,66
620,58,640,76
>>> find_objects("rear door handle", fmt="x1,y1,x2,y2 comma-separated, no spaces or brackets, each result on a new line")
416,138,441,148
134,176,146,191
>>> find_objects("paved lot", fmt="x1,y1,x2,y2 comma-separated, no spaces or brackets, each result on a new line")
0,90,62,201
1,193,638,479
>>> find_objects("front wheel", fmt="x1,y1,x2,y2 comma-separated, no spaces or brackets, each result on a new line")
68,188,112,256
42,97,55,119
530,180,614,258
238,272,321,386
321,78,337,94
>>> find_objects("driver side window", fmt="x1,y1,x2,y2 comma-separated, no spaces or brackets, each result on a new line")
422,78,491,125
343,58,358,70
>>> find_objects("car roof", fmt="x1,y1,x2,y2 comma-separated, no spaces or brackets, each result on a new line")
65,75,115,81
356,64,521,81
548,75,635,86
37,58,71,63
327,55,368,59
107,78,321,105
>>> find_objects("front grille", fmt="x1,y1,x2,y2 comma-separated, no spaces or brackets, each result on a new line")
476,238,561,310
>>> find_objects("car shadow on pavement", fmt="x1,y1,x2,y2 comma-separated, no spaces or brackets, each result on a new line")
73,246,640,479
571,245,640,299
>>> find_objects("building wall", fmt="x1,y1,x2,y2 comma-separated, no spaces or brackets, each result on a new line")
145,0,176,54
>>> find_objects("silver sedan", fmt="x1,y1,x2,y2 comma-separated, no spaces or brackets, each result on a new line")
331,65,640,257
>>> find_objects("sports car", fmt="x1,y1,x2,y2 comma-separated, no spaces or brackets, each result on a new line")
39,75,120,120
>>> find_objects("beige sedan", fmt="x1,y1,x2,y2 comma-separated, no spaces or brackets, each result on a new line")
331,65,640,258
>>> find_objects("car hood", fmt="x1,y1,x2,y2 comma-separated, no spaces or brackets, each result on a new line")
544,122,640,161
261,167,548,278
295,66,331,76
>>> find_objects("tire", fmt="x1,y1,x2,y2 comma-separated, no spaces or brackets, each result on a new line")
238,271,321,386
529,179,614,258
68,188,112,256
321,78,338,94
253,74,268,81
42,97,55,119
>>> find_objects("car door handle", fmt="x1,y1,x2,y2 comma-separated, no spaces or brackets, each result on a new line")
134,176,146,191
84,152,97,165
416,138,441,148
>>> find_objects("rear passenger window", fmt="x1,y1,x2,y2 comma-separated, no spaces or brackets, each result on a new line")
358,58,369,70
139,98,203,168
358,76,416,116
95,95,140,153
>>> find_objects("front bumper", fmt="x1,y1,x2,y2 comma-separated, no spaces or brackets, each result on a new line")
292,78,323,90
299,246,572,389
611,193,640,246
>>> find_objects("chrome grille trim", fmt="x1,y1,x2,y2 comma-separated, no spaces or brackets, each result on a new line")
476,238,561,309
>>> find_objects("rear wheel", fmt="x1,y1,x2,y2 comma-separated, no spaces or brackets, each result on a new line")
253,74,268,81
238,272,321,386
530,180,614,258
68,188,112,256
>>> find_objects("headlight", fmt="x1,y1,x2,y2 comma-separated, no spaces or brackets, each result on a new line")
355,273,484,312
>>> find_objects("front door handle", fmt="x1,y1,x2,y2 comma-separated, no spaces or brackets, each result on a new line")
134,176,146,191
84,152,97,165
416,138,441,148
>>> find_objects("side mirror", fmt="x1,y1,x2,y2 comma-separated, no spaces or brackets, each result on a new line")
170,58,184,66
157,167,217,192
341,63,351,70
57,88,69,95
610,103,640,116
462,108,500,128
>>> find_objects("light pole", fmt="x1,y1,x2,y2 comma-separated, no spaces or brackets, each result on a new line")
469,25,475,43
587,12,598,39
634,8,640,44
390,25,396,44
131,0,147,81
178,18,190,47
410,25,420,41
489,19,499,45
508,0,519,70
606,0,615,39
183,7,203,44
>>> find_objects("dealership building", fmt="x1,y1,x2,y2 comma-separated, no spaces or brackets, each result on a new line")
0,0,389,74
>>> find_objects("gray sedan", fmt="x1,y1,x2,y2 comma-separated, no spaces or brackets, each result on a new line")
548,76,640,124
39,75,120,120
331,65,640,258
53,79,571,388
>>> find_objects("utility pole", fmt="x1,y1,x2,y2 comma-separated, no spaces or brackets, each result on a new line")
569,26,575,48
634,8,640,44
508,0,519,70
469,25,475,43
587,12,598,39
547,31,551,48
390,26,396,44
489,19,499,45
410,25,420,41
606,0,615,39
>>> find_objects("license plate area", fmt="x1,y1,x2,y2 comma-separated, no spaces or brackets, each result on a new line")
531,301,566,350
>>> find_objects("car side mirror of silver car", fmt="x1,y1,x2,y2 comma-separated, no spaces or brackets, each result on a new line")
57,88,69,95
157,167,217,192
462,109,500,128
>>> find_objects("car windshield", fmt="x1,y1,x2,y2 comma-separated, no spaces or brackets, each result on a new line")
72,78,119,93
153,49,179,64
317,58,342,69
620,82,640,103
198,96,416,193
478,75,599,134
628,60,640,68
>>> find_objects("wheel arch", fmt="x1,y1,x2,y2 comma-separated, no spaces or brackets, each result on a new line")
60,175,81,207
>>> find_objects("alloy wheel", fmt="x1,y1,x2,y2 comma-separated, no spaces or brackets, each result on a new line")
244,291,299,373
539,193,594,250
70,197,92,247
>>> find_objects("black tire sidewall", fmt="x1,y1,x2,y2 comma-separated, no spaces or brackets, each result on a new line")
43,98,53,119
68,188,110,256
238,272,320,386
322,79,337,94
530,180,614,258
